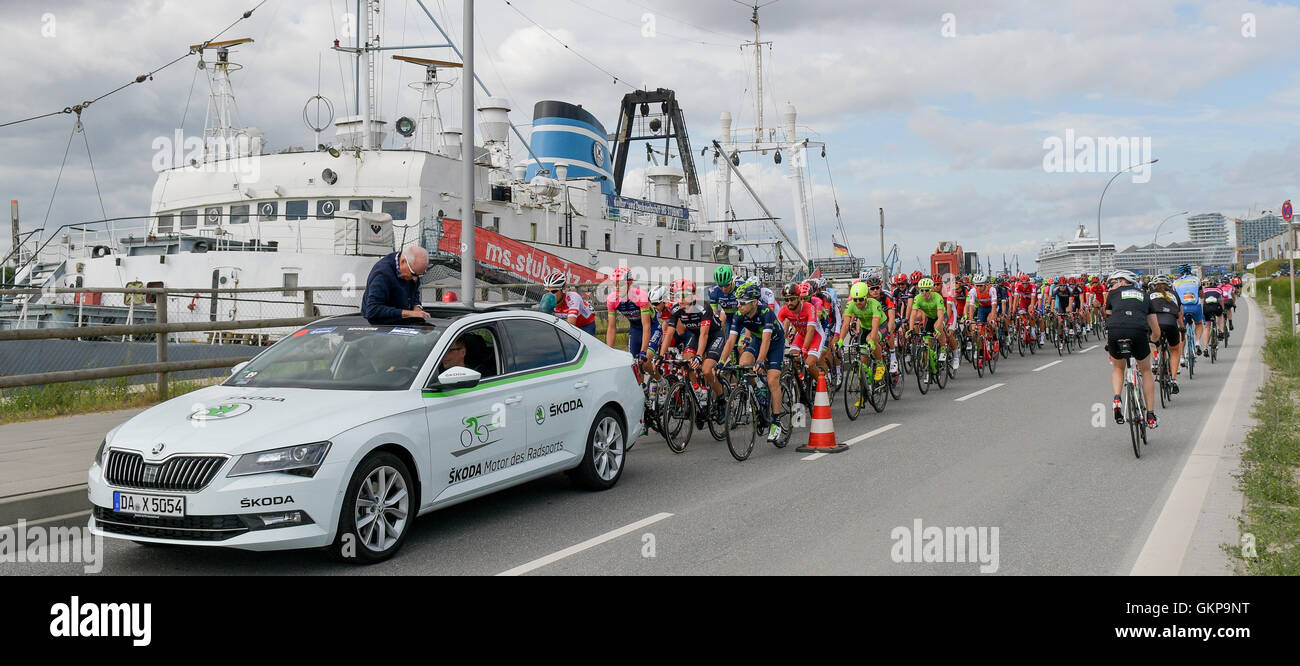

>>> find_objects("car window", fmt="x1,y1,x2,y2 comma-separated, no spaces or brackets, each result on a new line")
503,319,569,373
226,324,441,390
557,327,580,360
434,326,500,380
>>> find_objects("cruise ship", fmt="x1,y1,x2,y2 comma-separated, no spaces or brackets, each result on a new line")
1035,224,1116,276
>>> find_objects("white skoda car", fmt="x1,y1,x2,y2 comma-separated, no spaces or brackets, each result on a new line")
87,306,643,563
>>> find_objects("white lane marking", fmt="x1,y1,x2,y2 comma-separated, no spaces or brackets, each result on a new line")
955,383,1004,402
845,423,901,445
1080,345,1098,353
1131,298,1261,575
1033,360,1062,372
497,512,674,576
804,423,900,460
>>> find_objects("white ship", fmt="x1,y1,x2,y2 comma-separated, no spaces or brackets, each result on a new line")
1036,224,1116,276
3,2,852,330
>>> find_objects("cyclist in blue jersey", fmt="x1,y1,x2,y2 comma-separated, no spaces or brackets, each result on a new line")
1172,266,1205,357
719,283,787,442
708,265,739,333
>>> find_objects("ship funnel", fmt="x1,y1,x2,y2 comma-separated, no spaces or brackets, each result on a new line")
720,111,732,144
646,166,685,207
782,104,797,143
524,101,613,194
477,97,511,145
440,128,462,159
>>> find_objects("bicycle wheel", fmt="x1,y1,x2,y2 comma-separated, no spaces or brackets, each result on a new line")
775,375,796,448
843,357,864,421
1016,327,1026,356
706,389,729,442
934,349,949,389
661,382,694,453
1126,384,1141,458
988,341,998,374
945,342,959,379
724,386,757,461
915,342,931,395
975,343,985,377
888,351,905,401
870,359,889,412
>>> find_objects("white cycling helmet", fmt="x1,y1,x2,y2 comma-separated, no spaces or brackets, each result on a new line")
648,285,669,304
1108,269,1138,285
543,271,567,290
972,274,988,285
858,270,873,281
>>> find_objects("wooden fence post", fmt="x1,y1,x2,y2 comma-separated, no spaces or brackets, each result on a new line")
156,294,168,400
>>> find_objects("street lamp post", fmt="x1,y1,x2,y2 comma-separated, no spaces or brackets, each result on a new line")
1150,210,1188,274
1097,158,1158,275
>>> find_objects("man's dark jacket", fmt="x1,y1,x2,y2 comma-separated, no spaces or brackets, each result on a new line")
362,252,421,324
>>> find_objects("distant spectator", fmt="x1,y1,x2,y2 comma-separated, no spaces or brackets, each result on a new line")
363,246,430,325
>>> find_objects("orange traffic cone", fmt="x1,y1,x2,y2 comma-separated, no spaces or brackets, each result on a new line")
796,372,848,454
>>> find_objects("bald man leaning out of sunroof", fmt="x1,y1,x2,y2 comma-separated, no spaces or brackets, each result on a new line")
362,246,433,325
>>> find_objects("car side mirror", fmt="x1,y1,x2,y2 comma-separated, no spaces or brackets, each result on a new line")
430,366,482,392
230,361,249,376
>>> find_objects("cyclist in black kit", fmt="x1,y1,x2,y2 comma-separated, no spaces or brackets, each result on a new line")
1104,270,1161,429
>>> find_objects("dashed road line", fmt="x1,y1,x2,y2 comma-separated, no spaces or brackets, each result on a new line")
1033,360,1062,372
955,383,1005,402
497,512,674,576
1080,345,1099,353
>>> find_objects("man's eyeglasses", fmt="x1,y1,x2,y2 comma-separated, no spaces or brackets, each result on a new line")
853,297,867,303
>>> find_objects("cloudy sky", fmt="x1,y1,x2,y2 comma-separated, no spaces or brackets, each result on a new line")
2,0,1298,272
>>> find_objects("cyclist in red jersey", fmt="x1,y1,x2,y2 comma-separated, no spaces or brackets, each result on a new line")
778,282,823,382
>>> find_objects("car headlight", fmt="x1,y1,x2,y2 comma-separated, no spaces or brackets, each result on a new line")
228,442,331,478
93,439,107,468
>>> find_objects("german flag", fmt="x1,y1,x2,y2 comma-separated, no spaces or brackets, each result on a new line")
832,241,849,256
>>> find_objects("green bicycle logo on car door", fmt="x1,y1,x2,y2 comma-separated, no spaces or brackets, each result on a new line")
453,413,501,457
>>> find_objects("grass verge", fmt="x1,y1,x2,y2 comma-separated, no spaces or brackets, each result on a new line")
0,377,217,425
1228,278,1300,574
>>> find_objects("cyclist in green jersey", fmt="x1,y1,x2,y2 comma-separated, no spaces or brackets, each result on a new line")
909,277,956,369
844,279,887,381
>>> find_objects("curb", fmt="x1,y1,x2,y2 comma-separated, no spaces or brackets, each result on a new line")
0,485,90,530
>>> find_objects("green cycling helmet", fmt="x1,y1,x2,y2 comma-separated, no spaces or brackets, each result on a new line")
849,281,870,300
713,265,734,286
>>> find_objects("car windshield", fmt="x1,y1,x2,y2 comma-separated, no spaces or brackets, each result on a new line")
225,323,443,391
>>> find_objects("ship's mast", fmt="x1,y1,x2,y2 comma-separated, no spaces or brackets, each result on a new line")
719,2,817,264
196,38,253,161
745,6,769,145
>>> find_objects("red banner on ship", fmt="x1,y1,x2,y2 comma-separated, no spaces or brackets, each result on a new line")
436,218,607,285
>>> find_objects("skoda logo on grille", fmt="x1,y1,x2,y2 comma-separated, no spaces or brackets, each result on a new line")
152,443,165,456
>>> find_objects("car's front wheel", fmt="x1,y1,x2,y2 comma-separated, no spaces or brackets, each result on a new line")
568,407,626,490
331,451,414,564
